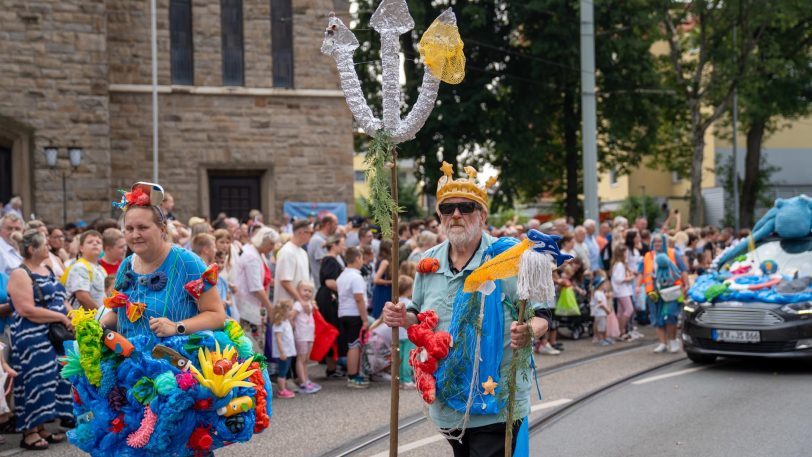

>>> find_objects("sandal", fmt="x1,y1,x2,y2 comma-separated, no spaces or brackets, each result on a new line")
38,426,66,444
20,431,49,451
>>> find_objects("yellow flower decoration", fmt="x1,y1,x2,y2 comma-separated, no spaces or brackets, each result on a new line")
189,341,256,398
419,12,465,84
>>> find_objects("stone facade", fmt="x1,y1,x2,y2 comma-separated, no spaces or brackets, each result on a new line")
0,0,354,224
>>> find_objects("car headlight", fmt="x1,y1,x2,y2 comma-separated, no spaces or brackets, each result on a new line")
780,302,812,315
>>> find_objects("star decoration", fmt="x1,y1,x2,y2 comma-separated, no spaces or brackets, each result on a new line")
464,165,478,180
440,161,454,177
481,376,498,396
485,176,497,189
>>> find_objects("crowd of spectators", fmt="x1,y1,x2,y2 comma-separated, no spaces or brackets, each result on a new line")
0,193,755,448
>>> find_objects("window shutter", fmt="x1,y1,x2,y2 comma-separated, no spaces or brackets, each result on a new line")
170,0,194,85
221,0,244,86
271,0,293,88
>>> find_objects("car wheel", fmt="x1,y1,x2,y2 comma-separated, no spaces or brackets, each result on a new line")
687,352,716,364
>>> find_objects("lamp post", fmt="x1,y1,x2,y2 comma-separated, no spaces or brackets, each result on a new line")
43,145,83,226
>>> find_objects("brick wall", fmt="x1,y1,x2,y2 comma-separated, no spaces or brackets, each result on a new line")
0,0,112,224
109,92,354,223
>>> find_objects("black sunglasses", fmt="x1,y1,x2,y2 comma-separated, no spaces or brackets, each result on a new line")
438,202,480,215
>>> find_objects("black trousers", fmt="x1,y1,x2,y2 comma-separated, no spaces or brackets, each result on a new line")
446,419,523,457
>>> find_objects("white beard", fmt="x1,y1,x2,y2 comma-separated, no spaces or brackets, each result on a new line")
443,219,482,250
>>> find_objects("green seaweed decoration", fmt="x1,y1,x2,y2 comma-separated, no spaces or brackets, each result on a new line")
364,132,402,238
500,299,534,439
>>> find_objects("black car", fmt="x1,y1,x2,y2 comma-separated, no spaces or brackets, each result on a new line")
682,237,812,363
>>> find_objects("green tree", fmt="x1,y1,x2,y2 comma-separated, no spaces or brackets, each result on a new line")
728,3,812,227
617,195,661,229
352,1,663,222
657,0,774,226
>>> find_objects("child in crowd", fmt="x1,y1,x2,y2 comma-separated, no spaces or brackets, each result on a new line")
292,281,320,394
398,275,416,389
272,300,297,399
591,274,614,345
337,247,370,389
191,234,236,318
360,246,375,307
399,260,417,279
215,250,239,321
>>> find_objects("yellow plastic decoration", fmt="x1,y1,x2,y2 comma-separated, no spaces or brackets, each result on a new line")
68,308,97,327
464,238,533,293
419,16,465,84
189,341,256,398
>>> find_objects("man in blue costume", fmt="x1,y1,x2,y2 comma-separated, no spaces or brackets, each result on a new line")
383,162,551,457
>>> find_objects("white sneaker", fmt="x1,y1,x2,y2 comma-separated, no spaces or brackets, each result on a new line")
653,343,667,353
538,343,561,355
668,340,681,353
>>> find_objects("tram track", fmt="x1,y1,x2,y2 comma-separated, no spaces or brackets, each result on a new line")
320,341,671,457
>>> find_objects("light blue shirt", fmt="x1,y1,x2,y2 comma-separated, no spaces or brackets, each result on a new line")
410,234,542,429
0,238,21,276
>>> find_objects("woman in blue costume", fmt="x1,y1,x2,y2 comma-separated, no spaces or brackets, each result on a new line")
99,182,226,339
6,230,74,450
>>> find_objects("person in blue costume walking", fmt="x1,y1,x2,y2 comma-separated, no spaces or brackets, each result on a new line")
99,182,226,339
383,162,551,457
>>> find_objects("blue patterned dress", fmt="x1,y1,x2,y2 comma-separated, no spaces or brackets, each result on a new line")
114,245,212,338
9,270,73,432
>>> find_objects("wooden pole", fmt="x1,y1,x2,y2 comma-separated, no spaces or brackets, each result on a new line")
389,147,401,457
504,299,527,457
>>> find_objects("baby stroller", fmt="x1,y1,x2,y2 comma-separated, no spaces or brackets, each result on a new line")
555,282,594,341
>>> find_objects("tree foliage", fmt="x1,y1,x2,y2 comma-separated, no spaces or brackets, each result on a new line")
352,0,662,222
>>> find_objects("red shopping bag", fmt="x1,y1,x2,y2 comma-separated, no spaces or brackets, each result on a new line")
310,307,339,362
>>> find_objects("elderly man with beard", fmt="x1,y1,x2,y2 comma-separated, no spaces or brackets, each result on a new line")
383,162,550,457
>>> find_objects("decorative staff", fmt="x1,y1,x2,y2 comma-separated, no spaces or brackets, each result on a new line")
322,1,464,454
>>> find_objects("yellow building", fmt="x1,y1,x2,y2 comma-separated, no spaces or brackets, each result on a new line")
597,126,717,220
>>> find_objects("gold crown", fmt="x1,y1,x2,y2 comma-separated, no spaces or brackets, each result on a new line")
436,161,496,210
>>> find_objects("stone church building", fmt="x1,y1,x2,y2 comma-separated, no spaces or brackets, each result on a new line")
0,0,354,225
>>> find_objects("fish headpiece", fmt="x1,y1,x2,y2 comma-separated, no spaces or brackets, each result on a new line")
526,229,573,267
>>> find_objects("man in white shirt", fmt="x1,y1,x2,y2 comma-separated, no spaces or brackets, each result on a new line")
336,246,369,388
0,214,23,275
274,220,313,304
307,213,337,285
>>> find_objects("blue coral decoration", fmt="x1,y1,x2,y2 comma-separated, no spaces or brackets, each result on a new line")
62,324,273,456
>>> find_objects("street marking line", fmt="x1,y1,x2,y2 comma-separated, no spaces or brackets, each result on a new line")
631,365,711,385
370,435,444,457
369,399,574,457
531,398,572,412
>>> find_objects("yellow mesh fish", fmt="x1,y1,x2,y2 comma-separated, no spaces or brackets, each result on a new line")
463,239,532,293
419,13,465,84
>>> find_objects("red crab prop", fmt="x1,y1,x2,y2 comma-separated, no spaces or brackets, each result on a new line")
407,310,452,404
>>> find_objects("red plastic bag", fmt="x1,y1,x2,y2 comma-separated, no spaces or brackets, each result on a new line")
310,308,339,362
606,312,621,339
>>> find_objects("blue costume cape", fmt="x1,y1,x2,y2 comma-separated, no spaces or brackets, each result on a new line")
435,237,519,415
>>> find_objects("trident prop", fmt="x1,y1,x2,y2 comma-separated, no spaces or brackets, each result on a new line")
322,2,464,454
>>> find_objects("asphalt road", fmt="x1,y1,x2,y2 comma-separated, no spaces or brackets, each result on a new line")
534,358,812,457
0,332,671,456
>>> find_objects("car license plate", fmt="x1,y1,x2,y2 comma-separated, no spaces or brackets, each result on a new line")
712,329,760,343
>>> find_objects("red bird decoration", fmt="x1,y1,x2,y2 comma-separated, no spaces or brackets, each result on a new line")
407,310,452,404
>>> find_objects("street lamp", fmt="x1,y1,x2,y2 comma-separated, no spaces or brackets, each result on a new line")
43,145,83,226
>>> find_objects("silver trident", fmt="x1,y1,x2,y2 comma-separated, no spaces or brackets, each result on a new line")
321,2,459,455
321,0,456,144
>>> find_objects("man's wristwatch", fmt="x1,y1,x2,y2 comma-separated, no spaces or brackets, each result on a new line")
176,321,187,335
